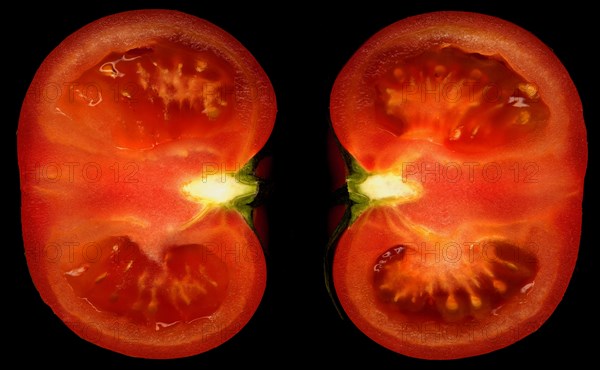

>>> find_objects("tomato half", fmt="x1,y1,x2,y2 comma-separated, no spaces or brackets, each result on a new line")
329,11,587,359
18,10,275,358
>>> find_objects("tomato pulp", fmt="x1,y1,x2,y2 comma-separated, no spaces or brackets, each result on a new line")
18,10,276,358
329,11,587,359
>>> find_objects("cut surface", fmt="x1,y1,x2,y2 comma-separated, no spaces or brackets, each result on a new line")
330,11,586,360
19,9,275,359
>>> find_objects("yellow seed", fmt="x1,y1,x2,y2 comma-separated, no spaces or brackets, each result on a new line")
493,279,508,294
470,277,481,289
515,110,530,125
445,294,459,311
393,292,404,303
518,83,538,99
378,283,391,291
470,294,482,309
95,272,107,284
449,126,462,141
502,261,519,271
392,287,412,303
196,60,208,72
483,267,495,278
125,260,133,272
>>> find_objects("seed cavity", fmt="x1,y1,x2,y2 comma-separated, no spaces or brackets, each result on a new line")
377,47,550,151
135,57,227,120
64,237,229,328
373,241,538,322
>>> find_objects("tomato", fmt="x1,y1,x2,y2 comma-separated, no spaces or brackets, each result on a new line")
328,11,587,360
18,10,276,359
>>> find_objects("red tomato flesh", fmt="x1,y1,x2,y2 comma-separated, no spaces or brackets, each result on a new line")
18,10,275,359
330,11,587,360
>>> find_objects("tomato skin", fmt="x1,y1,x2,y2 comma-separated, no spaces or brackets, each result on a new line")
327,128,350,236
329,11,587,360
18,10,275,359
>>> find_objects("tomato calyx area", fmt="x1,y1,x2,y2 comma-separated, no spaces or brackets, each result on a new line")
180,158,261,231
346,155,423,224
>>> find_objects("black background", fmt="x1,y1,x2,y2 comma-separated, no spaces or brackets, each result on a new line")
9,1,595,368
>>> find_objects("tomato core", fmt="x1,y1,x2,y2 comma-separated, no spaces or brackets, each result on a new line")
61,40,236,150
375,47,550,152
65,237,228,329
